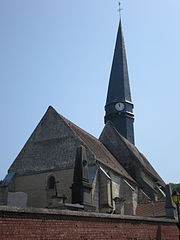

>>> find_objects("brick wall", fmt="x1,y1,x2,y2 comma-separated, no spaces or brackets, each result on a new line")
0,206,179,240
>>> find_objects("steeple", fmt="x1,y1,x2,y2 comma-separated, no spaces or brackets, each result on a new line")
104,20,135,144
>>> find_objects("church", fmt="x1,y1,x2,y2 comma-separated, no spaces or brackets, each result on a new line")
0,20,167,216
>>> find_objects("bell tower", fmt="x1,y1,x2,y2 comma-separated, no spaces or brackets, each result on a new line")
105,20,135,144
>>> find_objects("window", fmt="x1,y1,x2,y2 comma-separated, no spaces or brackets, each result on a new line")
48,176,55,190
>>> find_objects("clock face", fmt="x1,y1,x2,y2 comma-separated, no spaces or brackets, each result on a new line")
115,102,125,111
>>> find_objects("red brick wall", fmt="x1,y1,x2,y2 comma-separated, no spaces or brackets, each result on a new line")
0,207,179,240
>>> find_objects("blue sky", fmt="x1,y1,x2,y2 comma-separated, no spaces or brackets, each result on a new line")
0,0,180,183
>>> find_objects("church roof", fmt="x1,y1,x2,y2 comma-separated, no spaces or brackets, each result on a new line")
136,201,166,218
100,121,165,187
60,112,135,183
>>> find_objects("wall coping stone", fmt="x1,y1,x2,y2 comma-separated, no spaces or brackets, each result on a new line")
0,205,178,224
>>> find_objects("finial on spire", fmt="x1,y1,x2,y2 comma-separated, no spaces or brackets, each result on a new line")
118,2,123,18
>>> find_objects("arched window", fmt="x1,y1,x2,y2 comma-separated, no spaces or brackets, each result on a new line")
48,176,55,190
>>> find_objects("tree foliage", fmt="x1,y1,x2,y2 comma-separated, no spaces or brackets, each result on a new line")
170,183,180,193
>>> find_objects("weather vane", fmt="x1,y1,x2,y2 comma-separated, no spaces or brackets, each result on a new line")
118,2,123,18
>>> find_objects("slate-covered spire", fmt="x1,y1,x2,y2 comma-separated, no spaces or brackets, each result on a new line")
105,20,135,144
106,20,131,104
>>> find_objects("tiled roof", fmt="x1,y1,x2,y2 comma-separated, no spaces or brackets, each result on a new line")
61,115,135,183
100,121,165,187
136,201,166,218
122,138,164,185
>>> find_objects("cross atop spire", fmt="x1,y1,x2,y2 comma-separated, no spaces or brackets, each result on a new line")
118,2,123,18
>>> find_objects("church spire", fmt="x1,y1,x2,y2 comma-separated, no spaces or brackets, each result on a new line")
104,20,135,144
106,20,132,104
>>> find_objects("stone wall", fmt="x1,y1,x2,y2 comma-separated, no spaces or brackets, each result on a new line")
0,186,8,205
9,107,96,175
0,206,179,240
13,169,74,208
